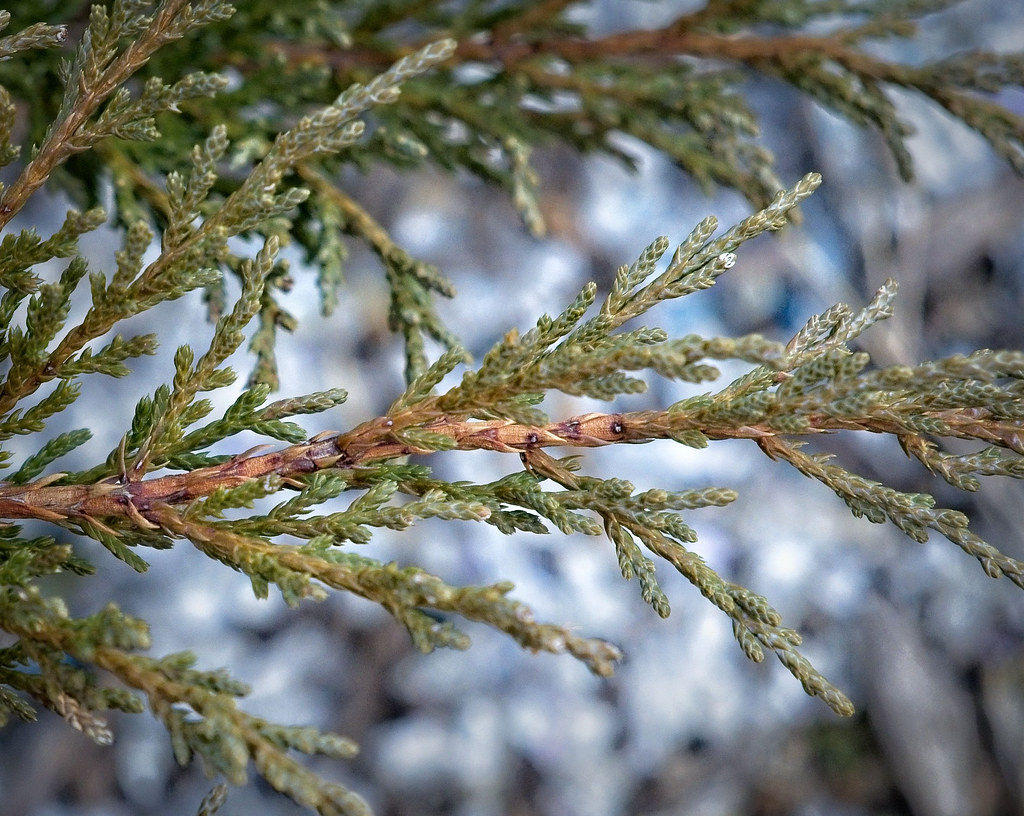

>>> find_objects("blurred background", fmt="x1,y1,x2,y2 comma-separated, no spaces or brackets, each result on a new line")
3,1,1024,815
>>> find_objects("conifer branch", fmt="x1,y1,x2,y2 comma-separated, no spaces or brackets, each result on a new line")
2,386,1022,593
2,2,1024,812
1,595,372,815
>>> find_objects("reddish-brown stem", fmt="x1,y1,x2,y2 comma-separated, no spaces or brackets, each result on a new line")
0,405,1018,528
260,23,899,85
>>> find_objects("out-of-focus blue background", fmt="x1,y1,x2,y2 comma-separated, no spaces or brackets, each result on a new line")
3,2,1024,814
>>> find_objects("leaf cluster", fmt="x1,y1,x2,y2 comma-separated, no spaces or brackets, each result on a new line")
5,0,1022,381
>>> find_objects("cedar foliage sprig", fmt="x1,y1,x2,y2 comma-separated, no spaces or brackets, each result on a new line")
0,1,1023,814
8,0,1023,380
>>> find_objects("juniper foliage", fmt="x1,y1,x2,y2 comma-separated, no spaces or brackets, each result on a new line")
0,1,1023,813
